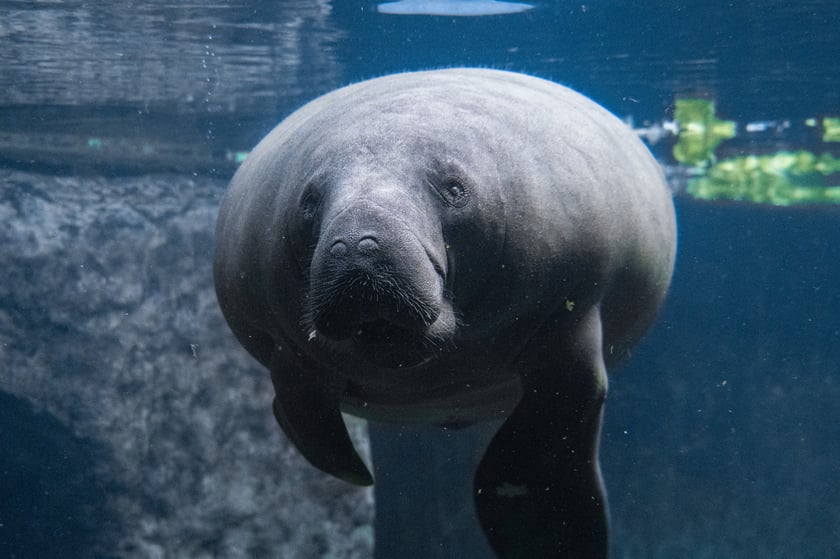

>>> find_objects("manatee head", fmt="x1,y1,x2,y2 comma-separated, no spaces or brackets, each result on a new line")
295,145,488,369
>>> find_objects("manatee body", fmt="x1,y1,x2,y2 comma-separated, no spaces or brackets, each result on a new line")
214,68,676,558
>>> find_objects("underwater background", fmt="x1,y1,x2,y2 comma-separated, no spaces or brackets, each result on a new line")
1,1,838,557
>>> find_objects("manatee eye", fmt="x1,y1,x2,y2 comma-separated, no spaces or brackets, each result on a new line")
434,175,470,208
300,188,322,225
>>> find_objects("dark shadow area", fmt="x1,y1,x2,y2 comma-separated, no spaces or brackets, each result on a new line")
370,421,499,559
0,391,120,559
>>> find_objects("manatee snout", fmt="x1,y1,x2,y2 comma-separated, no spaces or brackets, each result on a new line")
307,205,450,357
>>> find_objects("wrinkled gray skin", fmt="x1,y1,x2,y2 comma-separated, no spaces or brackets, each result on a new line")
214,68,676,559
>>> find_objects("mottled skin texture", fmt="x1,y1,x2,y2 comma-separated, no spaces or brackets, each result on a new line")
214,69,676,558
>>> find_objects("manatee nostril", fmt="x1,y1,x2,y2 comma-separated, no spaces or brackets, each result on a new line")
357,236,379,255
330,240,348,256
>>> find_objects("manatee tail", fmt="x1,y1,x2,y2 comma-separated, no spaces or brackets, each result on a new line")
270,348,373,486
474,307,609,559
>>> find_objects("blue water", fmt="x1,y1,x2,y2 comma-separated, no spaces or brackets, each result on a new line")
1,1,839,557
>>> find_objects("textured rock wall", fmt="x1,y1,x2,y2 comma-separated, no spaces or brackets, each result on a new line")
0,169,373,558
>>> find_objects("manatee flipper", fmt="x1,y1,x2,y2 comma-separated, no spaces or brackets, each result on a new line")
474,307,609,559
270,347,373,486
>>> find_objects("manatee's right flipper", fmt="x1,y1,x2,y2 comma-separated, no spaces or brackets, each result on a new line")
269,347,373,486
474,306,609,559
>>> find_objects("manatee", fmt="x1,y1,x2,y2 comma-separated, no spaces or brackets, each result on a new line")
213,68,677,558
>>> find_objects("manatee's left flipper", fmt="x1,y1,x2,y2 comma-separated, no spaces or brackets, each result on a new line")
270,347,373,486
474,306,609,559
